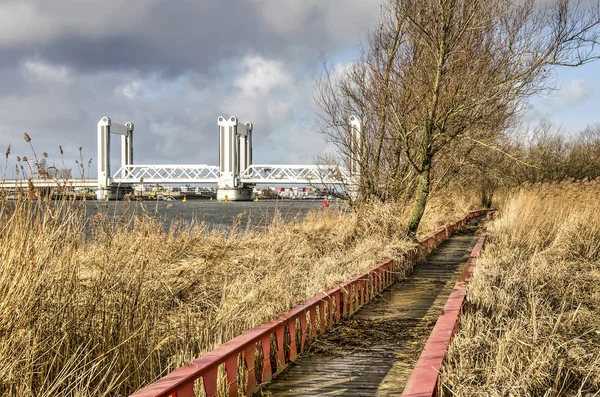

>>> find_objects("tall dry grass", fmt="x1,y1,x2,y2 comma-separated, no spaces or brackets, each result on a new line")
442,181,600,396
0,185,478,396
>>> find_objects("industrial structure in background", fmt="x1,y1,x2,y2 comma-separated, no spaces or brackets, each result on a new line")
1,116,362,201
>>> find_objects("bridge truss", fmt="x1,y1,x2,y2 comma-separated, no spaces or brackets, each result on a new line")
112,165,220,184
239,164,346,185
111,164,347,185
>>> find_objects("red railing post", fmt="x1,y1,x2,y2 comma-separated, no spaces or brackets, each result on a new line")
308,308,317,338
260,335,272,384
299,312,307,353
328,297,334,328
274,326,285,373
175,383,193,397
347,284,354,315
203,367,219,397
318,301,326,334
225,355,238,397
288,318,298,361
244,345,257,392
334,292,341,323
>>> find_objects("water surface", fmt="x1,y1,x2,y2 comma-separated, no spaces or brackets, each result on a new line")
80,199,345,231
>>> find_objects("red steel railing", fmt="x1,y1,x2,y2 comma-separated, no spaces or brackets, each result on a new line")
402,211,494,397
131,210,489,397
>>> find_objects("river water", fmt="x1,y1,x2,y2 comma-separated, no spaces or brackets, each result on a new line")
79,199,345,231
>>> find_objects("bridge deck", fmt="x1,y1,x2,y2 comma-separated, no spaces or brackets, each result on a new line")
261,217,484,396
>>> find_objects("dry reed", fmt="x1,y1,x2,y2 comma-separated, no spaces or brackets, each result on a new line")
0,183,477,396
441,181,600,396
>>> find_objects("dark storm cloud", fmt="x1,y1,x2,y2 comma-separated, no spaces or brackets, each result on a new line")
0,0,381,176
22,2,265,76
0,1,374,76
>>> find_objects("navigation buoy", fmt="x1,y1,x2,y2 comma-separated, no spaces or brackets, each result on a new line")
322,198,329,208
183,196,187,203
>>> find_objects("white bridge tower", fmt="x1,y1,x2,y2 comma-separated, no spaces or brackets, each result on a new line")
217,116,253,201
97,116,134,200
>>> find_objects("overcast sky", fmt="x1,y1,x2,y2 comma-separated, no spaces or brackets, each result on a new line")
0,0,598,178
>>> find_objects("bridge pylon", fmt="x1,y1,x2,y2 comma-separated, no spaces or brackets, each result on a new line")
217,116,254,201
96,116,135,200
347,115,362,200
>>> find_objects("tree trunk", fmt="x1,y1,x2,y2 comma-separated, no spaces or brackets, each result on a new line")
406,20,446,238
480,175,494,208
406,159,431,238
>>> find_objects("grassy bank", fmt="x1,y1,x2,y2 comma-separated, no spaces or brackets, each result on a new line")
0,192,477,396
441,182,600,396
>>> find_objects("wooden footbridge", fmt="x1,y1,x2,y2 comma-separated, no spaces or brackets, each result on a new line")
131,210,493,397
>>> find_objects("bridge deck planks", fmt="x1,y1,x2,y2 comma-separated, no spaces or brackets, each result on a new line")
261,218,483,396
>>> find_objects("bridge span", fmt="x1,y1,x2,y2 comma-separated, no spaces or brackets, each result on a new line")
97,115,362,200
80,115,363,200
111,164,346,185
1,115,361,200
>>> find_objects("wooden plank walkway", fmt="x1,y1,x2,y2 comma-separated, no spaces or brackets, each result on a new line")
260,217,484,396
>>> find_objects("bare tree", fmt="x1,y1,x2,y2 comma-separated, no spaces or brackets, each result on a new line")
508,121,600,183
317,0,600,236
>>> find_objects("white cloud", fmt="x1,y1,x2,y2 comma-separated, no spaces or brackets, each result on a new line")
227,55,296,125
116,80,143,99
234,56,292,95
22,60,69,83
555,78,590,106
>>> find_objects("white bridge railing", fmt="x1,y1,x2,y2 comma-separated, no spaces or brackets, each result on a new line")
0,165,349,191
239,164,346,184
112,165,220,184
0,179,97,188
112,164,347,185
